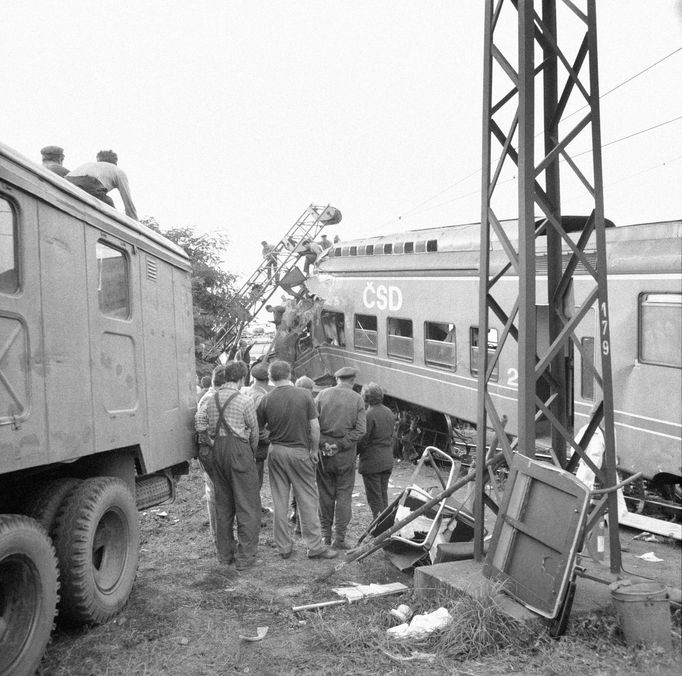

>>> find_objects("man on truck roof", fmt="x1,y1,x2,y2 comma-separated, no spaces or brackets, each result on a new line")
67,149,138,220
40,145,70,177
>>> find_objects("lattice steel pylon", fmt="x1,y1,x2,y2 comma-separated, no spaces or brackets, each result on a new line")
475,0,620,573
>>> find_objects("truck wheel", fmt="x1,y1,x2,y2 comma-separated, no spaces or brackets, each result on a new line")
0,515,59,676
54,477,139,625
23,478,82,535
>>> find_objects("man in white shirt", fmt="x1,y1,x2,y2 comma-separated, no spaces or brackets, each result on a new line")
67,149,138,219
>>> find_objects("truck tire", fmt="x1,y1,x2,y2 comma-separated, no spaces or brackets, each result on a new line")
53,477,139,625
23,478,82,535
0,515,59,676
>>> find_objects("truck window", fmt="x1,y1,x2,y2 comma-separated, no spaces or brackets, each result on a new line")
387,317,413,361
96,241,130,319
470,326,499,381
0,196,18,293
639,293,682,368
425,321,456,370
354,314,377,353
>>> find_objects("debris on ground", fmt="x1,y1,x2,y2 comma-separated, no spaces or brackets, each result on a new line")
387,607,453,639
293,581,409,612
239,627,269,642
637,551,664,562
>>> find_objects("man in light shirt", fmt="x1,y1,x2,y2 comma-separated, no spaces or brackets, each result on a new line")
67,149,138,219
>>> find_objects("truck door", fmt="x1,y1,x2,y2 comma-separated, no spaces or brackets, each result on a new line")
0,188,48,472
84,229,146,455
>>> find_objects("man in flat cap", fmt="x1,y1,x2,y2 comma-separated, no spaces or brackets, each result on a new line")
67,149,138,219
315,366,366,549
40,145,69,177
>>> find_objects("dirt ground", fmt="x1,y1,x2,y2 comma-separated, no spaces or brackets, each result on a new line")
38,460,681,675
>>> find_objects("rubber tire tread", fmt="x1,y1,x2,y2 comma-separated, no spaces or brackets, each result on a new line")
22,478,82,536
53,477,139,626
0,514,59,676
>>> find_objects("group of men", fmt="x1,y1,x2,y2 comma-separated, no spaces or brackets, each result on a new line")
195,359,387,571
40,145,138,220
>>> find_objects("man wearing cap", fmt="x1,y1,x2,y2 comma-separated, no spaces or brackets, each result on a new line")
241,362,272,489
257,360,337,560
315,366,367,549
318,233,332,250
67,149,138,219
40,146,69,177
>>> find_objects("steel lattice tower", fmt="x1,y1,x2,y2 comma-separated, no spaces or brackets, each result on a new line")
475,0,621,573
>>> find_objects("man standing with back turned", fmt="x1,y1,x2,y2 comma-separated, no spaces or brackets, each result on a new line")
316,366,366,550
257,360,337,561
195,361,261,570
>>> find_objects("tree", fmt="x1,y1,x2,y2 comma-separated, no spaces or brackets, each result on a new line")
142,217,239,375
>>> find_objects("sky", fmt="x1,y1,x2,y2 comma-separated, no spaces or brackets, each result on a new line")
1,1,680,281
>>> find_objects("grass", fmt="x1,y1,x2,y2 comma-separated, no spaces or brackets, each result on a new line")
37,462,681,675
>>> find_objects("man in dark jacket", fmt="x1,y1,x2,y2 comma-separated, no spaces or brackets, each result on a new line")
357,383,396,519
315,366,366,549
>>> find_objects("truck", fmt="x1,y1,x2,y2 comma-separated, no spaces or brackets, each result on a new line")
0,142,197,675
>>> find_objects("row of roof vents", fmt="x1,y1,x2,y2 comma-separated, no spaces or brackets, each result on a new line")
332,239,439,258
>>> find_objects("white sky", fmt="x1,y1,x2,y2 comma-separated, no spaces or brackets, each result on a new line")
1,1,681,280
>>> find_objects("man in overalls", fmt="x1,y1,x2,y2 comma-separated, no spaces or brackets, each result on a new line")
195,361,261,570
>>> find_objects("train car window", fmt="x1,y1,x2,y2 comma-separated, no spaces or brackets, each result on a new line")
427,239,438,252
96,241,130,319
366,245,374,255
384,243,393,254
0,196,19,293
350,246,358,256
415,241,426,253
354,314,377,353
580,337,595,400
387,317,414,361
394,242,404,254
321,310,346,347
405,242,414,253
424,322,456,370
469,327,499,380
639,293,682,368
333,247,342,256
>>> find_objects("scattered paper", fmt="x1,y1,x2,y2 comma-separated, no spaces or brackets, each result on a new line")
387,607,452,639
637,551,664,562
239,626,269,642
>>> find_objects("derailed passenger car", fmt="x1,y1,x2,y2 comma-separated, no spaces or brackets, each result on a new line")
0,142,196,674
298,218,681,497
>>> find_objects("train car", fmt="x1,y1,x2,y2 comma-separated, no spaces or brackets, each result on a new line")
297,218,681,498
0,141,196,674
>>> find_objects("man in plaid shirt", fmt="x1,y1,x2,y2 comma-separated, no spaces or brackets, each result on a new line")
195,361,261,570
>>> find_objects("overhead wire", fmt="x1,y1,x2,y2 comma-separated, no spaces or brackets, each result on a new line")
381,46,682,227
411,116,682,216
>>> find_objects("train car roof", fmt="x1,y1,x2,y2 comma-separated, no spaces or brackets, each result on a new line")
0,141,190,270
326,216,682,258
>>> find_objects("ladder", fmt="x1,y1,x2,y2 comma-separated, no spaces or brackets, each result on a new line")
205,204,340,360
